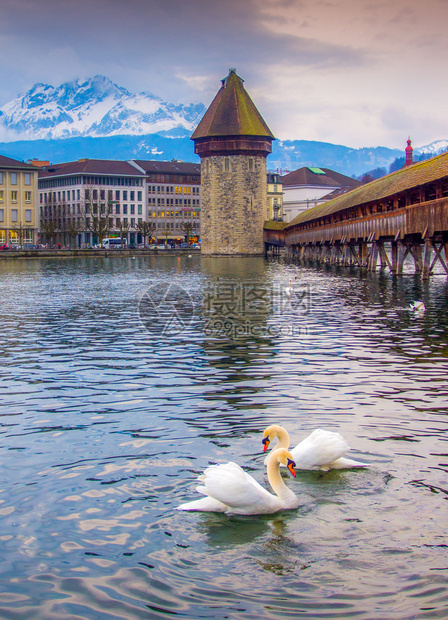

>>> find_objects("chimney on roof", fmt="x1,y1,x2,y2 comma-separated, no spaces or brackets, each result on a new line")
405,138,413,166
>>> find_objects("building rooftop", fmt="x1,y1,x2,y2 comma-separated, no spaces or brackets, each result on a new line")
0,154,37,170
282,166,361,189
38,159,145,178
191,69,274,141
134,160,201,175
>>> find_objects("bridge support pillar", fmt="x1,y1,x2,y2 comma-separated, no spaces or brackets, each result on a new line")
422,239,432,280
391,241,398,273
396,241,406,275
360,242,368,267
369,242,379,271
412,243,423,274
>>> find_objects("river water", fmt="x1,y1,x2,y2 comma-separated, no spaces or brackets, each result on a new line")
0,255,447,619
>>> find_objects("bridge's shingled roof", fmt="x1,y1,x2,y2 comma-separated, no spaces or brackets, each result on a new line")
264,220,288,231
191,69,274,140
286,150,448,228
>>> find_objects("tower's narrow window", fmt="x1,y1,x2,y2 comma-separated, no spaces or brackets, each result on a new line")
224,158,230,172
249,158,254,171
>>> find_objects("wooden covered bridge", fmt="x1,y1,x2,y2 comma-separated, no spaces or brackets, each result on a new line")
264,150,448,278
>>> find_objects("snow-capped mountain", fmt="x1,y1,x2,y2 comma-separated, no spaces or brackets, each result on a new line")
417,140,448,155
0,75,206,141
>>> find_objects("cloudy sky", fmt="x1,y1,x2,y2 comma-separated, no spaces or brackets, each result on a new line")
1,0,447,149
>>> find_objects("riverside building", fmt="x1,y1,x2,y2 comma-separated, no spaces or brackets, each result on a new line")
132,160,201,245
0,155,39,246
38,158,202,247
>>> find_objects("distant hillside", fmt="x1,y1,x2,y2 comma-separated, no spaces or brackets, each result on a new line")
0,134,409,177
0,74,444,177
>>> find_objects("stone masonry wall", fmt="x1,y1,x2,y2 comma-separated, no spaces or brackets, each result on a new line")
201,154,267,255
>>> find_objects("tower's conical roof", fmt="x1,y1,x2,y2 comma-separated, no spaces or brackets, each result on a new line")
191,69,274,140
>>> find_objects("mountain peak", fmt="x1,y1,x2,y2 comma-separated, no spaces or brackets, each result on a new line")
0,76,206,142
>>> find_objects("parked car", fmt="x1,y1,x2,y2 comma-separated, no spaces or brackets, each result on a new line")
179,243,189,249
156,244,166,250
0,244,9,251
128,243,137,250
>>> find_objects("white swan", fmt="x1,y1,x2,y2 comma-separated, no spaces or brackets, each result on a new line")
409,301,425,315
262,424,368,471
177,447,299,515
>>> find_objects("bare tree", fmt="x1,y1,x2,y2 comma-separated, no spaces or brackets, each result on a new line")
116,219,130,247
65,218,85,249
39,219,58,247
85,187,113,245
181,221,194,244
10,221,33,247
135,221,156,246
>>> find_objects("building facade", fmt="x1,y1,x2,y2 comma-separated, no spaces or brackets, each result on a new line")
133,160,201,244
38,159,201,247
192,69,275,255
281,167,361,223
0,155,39,246
266,173,283,221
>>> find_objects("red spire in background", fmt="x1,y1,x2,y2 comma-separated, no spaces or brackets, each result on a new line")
405,138,413,166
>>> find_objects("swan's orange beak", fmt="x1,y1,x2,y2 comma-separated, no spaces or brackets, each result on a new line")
262,436,270,452
287,458,296,477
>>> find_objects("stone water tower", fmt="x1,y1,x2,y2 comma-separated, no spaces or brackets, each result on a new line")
191,69,275,255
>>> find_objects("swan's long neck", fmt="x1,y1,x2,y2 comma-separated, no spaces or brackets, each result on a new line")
267,451,296,503
272,425,290,451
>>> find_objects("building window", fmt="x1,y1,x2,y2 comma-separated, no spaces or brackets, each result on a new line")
249,159,254,171
123,205,128,215
123,191,127,200
137,191,142,201
130,204,135,215
130,191,135,201
0,190,3,201
25,209,32,222
24,173,31,185
11,209,18,222
0,172,3,184
10,172,17,185
25,191,31,202
131,218,135,227
0,209,3,222
11,191,18,202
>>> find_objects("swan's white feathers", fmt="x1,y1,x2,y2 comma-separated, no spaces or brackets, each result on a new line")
177,449,299,515
290,429,348,469
263,425,368,471
198,461,279,513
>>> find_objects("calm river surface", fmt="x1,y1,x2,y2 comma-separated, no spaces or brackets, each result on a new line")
0,255,447,619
